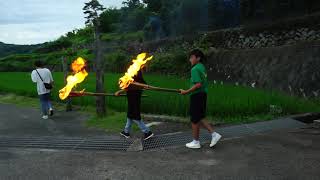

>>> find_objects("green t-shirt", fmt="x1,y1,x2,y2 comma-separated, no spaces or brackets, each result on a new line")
190,63,208,95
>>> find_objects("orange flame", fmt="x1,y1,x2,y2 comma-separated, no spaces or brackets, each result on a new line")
119,53,153,89
59,57,88,100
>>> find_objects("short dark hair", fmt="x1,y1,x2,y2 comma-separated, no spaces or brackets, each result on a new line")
190,49,205,62
34,60,43,67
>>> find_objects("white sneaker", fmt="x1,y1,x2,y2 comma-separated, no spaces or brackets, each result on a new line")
186,141,201,149
42,115,48,120
210,132,221,147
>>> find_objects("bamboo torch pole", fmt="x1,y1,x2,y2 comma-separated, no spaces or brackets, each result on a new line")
68,91,148,97
131,82,180,93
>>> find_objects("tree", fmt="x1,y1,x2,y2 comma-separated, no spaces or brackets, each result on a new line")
83,0,106,117
122,0,141,9
126,6,149,31
99,8,121,33
118,0,148,32
143,0,162,13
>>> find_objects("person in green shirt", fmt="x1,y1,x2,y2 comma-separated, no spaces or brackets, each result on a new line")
180,49,221,149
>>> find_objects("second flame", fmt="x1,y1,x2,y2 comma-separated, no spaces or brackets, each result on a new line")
119,53,153,89
59,57,88,100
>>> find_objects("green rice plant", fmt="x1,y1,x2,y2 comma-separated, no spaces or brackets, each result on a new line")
0,72,319,122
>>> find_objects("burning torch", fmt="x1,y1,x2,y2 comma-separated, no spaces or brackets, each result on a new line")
58,57,144,100
118,53,180,93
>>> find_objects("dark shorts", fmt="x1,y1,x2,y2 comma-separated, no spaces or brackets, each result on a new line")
127,90,142,120
190,92,207,123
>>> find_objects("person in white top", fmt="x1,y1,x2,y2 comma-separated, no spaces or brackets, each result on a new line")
31,60,54,119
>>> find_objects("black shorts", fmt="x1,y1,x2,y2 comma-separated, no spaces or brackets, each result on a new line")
190,92,207,123
127,90,142,120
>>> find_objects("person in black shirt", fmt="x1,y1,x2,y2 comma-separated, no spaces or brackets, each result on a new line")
115,70,154,140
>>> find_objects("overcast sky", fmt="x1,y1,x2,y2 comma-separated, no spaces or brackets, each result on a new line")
0,0,122,45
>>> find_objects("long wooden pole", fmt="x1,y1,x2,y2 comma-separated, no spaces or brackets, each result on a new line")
69,91,148,97
131,82,180,93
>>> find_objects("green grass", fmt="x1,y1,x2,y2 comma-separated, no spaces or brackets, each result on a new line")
0,72,319,123
0,93,47,108
101,31,144,42
87,113,139,133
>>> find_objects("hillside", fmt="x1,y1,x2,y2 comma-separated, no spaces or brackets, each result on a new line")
0,42,40,58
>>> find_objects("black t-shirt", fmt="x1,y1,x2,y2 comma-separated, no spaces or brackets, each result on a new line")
126,71,146,120
126,70,146,93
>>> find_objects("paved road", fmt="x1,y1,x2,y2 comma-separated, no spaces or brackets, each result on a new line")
1,128,319,180
0,103,319,180
0,103,105,137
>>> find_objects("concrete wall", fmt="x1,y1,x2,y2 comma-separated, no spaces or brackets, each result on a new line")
206,41,320,97
121,14,320,98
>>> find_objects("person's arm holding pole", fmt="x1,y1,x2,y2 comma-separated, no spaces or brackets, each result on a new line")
114,89,127,96
180,83,202,95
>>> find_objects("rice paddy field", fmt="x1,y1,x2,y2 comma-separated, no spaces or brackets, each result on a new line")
0,72,319,123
